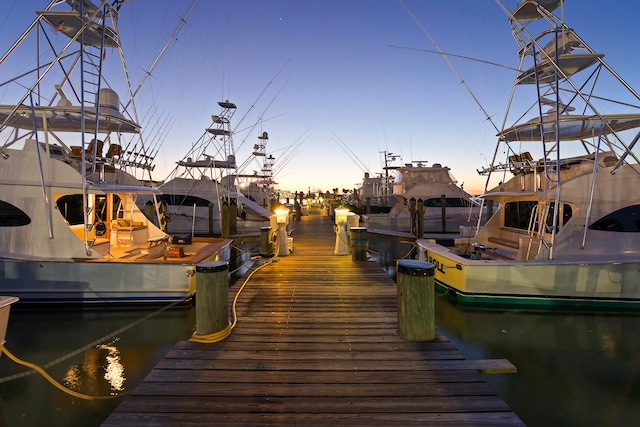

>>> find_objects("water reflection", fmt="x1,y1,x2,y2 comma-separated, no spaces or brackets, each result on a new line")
369,235,640,427
0,241,258,427
436,303,640,427
0,238,638,426
62,340,126,396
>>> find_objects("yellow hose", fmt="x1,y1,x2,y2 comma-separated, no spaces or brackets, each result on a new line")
0,344,128,400
189,245,279,343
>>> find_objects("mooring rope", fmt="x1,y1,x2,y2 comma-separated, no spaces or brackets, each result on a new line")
0,344,130,400
0,297,187,386
189,241,280,343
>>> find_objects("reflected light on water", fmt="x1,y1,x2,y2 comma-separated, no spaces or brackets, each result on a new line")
98,341,125,393
62,338,126,394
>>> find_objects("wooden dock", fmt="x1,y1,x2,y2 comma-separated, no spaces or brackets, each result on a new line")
102,213,524,426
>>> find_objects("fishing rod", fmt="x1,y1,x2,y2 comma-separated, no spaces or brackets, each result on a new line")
398,0,501,134
122,0,199,111
235,76,292,154
386,44,519,72
232,59,291,135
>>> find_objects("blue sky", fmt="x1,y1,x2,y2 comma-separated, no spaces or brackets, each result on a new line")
2,1,640,195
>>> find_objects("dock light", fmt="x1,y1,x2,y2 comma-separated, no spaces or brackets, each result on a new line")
274,208,290,256
334,207,350,255
275,208,289,224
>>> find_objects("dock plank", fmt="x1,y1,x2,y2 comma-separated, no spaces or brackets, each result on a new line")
102,212,523,426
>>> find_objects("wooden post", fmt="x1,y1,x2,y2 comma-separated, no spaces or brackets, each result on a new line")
195,261,229,335
220,200,229,238
409,197,417,235
396,259,435,341
365,197,371,215
440,194,447,233
416,199,424,238
229,200,237,236
208,203,214,235
350,227,368,261
260,226,273,257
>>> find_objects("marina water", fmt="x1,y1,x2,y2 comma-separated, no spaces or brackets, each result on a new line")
0,238,638,426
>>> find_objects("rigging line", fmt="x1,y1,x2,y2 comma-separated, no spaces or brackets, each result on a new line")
124,0,199,110
387,45,519,72
273,138,307,176
234,112,287,135
232,59,291,133
268,128,311,176
236,75,292,153
398,0,500,133
331,131,371,175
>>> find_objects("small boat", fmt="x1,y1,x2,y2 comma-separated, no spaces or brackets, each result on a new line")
156,102,274,238
416,0,640,309
0,0,231,304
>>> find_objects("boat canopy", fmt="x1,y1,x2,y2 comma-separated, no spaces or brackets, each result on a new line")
516,53,604,85
498,114,640,142
0,105,140,133
38,10,119,48
510,0,562,22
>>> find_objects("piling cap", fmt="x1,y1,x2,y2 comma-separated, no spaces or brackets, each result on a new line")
396,259,435,277
196,260,229,273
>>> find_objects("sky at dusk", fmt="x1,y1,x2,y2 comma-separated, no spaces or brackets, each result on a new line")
2,1,640,195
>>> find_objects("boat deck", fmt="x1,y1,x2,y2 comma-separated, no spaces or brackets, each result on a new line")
102,212,523,426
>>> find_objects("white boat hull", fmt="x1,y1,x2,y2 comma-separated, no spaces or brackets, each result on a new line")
417,240,640,308
0,245,230,304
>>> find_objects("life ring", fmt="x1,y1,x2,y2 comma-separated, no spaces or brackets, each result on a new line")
95,221,106,236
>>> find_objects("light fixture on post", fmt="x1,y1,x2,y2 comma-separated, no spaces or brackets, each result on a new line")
274,208,290,256
334,207,350,255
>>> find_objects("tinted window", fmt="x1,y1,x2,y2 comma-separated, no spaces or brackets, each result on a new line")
158,194,214,207
56,195,84,225
590,205,640,232
503,201,537,230
423,197,473,208
0,201,31,226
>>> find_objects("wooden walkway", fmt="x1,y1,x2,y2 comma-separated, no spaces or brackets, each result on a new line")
103,212,524,426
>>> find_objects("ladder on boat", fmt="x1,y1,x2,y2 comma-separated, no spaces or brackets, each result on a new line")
524,203,552,261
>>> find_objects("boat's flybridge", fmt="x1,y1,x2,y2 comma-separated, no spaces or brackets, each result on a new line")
413,1,640,307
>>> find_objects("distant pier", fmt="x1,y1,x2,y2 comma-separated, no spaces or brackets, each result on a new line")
102,212,523,426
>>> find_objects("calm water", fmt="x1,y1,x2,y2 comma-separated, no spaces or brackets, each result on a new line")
0,237,638,426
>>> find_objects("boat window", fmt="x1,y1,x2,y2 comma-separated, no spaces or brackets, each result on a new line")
0,201,31,226
423,197,473,208
589,204,640,232
503,200,538,230
158,194,214,207
56,195,84,225
545,203,573,227
57,194,114,225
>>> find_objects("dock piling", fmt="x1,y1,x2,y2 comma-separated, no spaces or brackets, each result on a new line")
396,259,435,341
259,226,273,257
195,261,229,336
350,227,368,261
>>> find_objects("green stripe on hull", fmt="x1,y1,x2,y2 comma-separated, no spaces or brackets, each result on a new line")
434,280,640,312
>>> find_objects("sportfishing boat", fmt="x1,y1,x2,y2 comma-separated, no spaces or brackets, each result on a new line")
416,0,640,309
156,101,273,238
0,0,231,303
234,131,279,213
365,160,482,235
